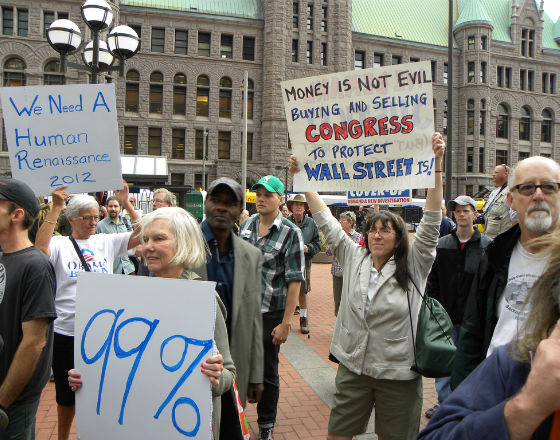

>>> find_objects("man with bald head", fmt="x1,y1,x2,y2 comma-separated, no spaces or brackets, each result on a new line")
451,156,560,389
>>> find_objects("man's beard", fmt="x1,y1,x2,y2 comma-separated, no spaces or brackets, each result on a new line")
524,202,553,232
109,212,119,219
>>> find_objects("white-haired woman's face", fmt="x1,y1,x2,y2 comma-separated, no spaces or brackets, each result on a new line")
142,218,178,277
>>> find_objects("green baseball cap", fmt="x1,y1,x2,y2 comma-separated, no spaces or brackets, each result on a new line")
251,175,284,196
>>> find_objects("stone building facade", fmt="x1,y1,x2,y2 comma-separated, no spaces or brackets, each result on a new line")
0,0,559,196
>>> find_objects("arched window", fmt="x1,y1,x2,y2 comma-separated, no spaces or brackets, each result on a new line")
541,109,553,143
173,73,187,116
125,70,140,113
44,60,65,85
149,71,163,114
196,75,210,117
467,99,475,135
219,76,232,119
519,106,531,141
496,104,509,139
3,57,25,86
480,99,486,136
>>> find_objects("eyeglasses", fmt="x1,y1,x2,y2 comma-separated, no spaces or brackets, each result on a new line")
367,228,394,236
511,182,560,196
76,215,100,222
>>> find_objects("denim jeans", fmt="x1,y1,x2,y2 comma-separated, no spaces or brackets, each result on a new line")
6,398,40,440
257,310,284,429
435,326,460,403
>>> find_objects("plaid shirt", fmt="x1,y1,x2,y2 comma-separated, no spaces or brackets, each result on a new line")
240,211,304,313
326,230,362,277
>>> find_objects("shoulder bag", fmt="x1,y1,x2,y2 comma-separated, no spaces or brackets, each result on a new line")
70,236,91,272
406,279,455,378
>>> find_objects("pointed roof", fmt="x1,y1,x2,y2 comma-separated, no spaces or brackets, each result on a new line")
454,0,493,31
554,18,560,44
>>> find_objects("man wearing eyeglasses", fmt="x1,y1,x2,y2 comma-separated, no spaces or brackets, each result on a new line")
451,156,560,389
481,164,512,238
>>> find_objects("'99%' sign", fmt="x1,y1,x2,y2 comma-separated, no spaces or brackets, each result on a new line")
75,273,216,439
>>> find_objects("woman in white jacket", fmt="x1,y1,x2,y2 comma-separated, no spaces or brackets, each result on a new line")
289,133,445,440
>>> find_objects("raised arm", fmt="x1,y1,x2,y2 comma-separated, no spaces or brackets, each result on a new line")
425,132,445,212
35,186,69,257
114,180,141,249
287,156,326,215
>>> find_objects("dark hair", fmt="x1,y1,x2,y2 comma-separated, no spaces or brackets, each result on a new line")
8,201,35,230
362,210,410,290
106,196,121,207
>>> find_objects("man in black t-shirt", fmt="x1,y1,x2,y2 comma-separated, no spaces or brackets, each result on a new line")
0,179,56,440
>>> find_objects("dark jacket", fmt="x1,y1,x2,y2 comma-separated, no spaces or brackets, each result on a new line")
289,214,321,260
418,344,553,440
450,224,520,389
426,228,492,325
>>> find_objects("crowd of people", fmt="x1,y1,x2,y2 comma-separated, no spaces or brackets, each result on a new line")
1,130,560,440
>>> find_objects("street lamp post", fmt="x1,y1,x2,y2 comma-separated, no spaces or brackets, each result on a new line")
46,0,139,84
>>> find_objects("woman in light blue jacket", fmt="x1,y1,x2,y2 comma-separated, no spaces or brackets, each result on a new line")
289,133,445,440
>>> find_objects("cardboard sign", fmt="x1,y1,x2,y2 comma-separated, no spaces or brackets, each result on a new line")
347,189,412,205
0,84,123,195
281,61,434,192
74,273,217,440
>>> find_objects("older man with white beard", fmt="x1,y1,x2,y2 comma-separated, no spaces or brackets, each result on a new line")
451,156,560,390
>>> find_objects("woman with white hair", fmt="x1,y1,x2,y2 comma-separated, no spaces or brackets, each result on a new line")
69,207,234,439
35,183,141,440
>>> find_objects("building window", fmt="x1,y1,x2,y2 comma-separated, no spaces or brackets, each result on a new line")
292,39,298,62
354,50,365,69
541,109,552,143
218,131,231,159
542,72,549,93
518,151,530,161
172,128,185,159
124,126,138,154
497,66,512,88
496,150,508,166
220,34,233,59
431,61,437,80
293,2,299,28
242,36,255,61
195,129,207,160
467,62,475,83
467,146,474,172
520,69,527,90
519,106,531,141
129,25,142,49
171,173,184,185
175,30,188,55
43,11,55,38
2,7,13,35
374,54,383,68
306,41,313,64
392,55,401,65
43,60,65,85
247,132,253,161
3,57,25,86
528,70,534,91
173,73,187,116
194,173,208,190
467,35,475,50
480,99,486,136
321,6,327,32
306,4,313,30
196,75,210,118
410,57,420,63
149,71,163,114
551,74,557,94
1,123,7,152
480,62,486,83
198,32,211,56
521,28,535,57
125,70,140,113
496,104,509,139
467,99,475,135
443,63,448,84
479,147,485,173
443,100,448,135
243,78,254,120
151,27,165,53
219,77,232,119
466,185,474,196
148,127,162,155
321,43,327,66
481,35,487,50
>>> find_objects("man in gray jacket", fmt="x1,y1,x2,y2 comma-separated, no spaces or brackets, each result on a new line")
482,164,512,238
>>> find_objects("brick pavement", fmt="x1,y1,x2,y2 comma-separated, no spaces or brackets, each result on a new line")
33,262,438,439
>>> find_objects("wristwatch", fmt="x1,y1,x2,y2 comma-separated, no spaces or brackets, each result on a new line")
0,405,9,429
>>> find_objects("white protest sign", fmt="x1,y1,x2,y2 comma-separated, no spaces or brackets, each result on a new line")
281,61,434,192
0,84,123,195
74,272,216,440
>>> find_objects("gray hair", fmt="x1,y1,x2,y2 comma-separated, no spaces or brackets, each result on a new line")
141,207,206,269
340,211,356,226
153,188,177,206
508,156,560,193
66,194,99,219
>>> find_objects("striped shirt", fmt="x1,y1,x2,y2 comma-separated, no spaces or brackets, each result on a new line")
240,212,305,313
326,230,362,277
